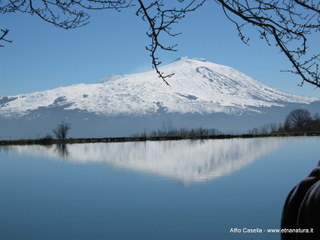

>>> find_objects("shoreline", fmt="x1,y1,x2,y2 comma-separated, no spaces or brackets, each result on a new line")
1,132,320,146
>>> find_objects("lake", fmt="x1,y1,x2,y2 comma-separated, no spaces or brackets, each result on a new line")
1,137,320,240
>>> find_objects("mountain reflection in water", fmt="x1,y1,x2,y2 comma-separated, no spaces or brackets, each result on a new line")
1,138,295,184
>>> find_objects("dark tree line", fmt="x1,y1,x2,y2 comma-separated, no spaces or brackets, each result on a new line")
250,109,320,134
282,109,320,133
135,127,221,138
1,1,320,88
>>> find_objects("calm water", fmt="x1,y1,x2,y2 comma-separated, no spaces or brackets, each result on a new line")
1,137,320,240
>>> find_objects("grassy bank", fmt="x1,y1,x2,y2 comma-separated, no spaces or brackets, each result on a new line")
1,132,320,146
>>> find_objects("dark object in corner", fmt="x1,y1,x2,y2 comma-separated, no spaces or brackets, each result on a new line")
281,161,320,240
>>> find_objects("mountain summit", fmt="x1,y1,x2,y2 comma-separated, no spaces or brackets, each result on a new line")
0,57,319,139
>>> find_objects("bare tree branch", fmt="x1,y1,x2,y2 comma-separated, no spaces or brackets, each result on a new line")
1,0,320,89
1,0,133,29
136,0,206,85
0,29,12,47
136,0,320,88
215,0,320,87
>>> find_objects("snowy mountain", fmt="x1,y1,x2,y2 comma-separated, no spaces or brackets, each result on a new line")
0,57,319,139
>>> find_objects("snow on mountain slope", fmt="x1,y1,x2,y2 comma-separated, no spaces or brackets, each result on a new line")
0,57,317,118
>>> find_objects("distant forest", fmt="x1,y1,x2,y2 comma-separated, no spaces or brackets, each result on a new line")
1,108,319,146
249,109,320,135
134,108,320,138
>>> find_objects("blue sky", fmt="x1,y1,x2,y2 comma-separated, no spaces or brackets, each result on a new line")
1,1,319,97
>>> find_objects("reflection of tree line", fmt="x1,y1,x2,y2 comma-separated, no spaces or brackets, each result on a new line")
3,138,286,181
55,144,69,158
0,143,69,158
37,143,70,158
49,137,287,184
